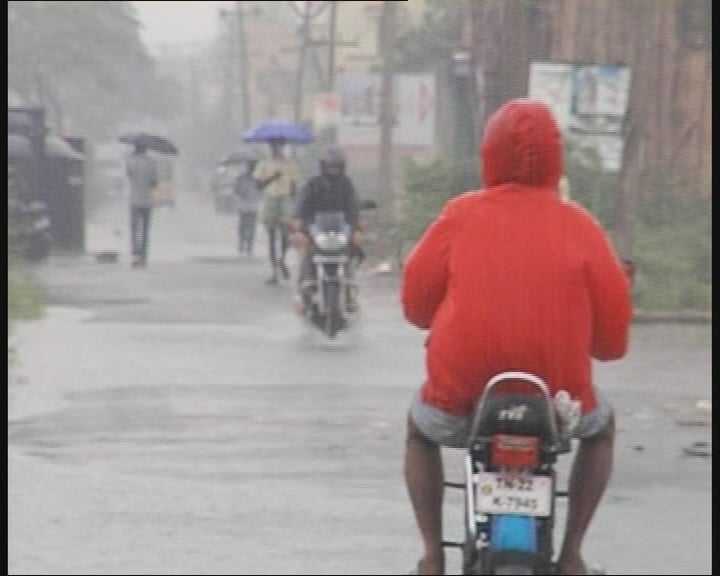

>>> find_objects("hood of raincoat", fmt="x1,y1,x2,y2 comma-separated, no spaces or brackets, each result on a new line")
480,98,562,189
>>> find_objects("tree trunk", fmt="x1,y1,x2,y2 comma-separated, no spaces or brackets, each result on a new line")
377,0,397,261
236,1,251,129
294,5,311,123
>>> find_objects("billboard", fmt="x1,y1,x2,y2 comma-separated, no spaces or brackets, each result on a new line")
527,62,575,131
333,73,435,148
313,92,341,131
529,62,631,172
572,65,631,117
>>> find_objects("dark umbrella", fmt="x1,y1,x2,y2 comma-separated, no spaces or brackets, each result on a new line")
242,119,313,144
119,132,178,155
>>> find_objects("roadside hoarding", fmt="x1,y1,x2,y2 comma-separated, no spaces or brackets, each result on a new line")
333,73,435,149
529,61,631,172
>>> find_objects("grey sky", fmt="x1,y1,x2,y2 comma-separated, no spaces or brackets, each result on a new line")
132,1,236,50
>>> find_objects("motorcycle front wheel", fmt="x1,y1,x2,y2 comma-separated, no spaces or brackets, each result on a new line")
493,566,534,575
323,281,343,338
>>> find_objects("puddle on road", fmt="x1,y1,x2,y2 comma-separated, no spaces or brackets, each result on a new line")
8,383,375,477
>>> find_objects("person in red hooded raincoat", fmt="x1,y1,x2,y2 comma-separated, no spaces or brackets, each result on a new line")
402,99,632,575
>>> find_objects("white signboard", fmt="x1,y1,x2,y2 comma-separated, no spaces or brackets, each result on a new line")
335,73,435,148
313,92,341,130
573,65,631,117
529,61,631,173
528,62,575,131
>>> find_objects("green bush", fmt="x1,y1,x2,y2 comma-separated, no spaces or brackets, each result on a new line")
8,166,44,329
401,156,478,242
565,153,711,312
402,150,711,312
631,185,711,311
563,143,618,229
8,267,44,323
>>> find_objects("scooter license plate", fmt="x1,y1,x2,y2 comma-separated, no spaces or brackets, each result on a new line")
476,471,552,517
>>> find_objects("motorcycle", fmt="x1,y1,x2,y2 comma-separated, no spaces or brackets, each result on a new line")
302,210,357,339
443,371,573,575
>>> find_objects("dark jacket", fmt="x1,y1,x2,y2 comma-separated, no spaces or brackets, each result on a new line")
295,173,359,231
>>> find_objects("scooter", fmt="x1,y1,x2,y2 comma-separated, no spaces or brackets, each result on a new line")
443,372,573,575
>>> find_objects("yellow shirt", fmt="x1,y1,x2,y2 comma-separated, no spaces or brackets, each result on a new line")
253,157,300,199
253,156,301,225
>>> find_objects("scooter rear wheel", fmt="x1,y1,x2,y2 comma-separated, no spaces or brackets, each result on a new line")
493,566,534,575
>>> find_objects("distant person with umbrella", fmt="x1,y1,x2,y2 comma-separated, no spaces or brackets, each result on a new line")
252,137,302,284
125,140,159,267
231,152,262,256
119,132,177,267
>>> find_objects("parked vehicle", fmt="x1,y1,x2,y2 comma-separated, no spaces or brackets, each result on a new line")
8,169,51,262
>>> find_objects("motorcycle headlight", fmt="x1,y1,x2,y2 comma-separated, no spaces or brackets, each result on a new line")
315,232,348,251
315,232,330,250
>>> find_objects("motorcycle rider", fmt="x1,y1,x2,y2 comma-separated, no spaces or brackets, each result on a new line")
290,145,362,315
401,99,632,575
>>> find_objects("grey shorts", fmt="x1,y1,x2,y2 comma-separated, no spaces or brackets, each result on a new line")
409,389,613,449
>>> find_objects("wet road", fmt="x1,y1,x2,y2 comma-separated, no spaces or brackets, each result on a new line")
8,195,711,575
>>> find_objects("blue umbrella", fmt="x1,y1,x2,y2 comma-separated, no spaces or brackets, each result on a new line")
242,119,314,144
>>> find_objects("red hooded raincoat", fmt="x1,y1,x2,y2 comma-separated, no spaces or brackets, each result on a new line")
401,99,631,416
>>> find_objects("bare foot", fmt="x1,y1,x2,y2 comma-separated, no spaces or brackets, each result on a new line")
556,556,587,575
417,553,444,575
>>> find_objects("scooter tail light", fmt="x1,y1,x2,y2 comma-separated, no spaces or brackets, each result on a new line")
491,434,539,468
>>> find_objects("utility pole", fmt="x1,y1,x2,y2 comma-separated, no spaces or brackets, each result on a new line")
294,3,311,122
289,1,334,123
377,0,396,258
613,117,636,260
219,8,236,147
327,0,337,91
236,1,251,129
326,0,338,144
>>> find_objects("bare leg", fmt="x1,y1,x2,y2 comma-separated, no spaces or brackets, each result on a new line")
266,225,278,284
278,226,290,279
556,413,615,575
130,207,141,265
404,415,445,575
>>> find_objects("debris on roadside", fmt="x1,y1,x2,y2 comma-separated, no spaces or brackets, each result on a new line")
682,441,712,458
676,419,709,427
95,251,119,263
695,399,712,413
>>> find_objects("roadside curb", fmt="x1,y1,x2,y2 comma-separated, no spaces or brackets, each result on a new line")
632,309,712,324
